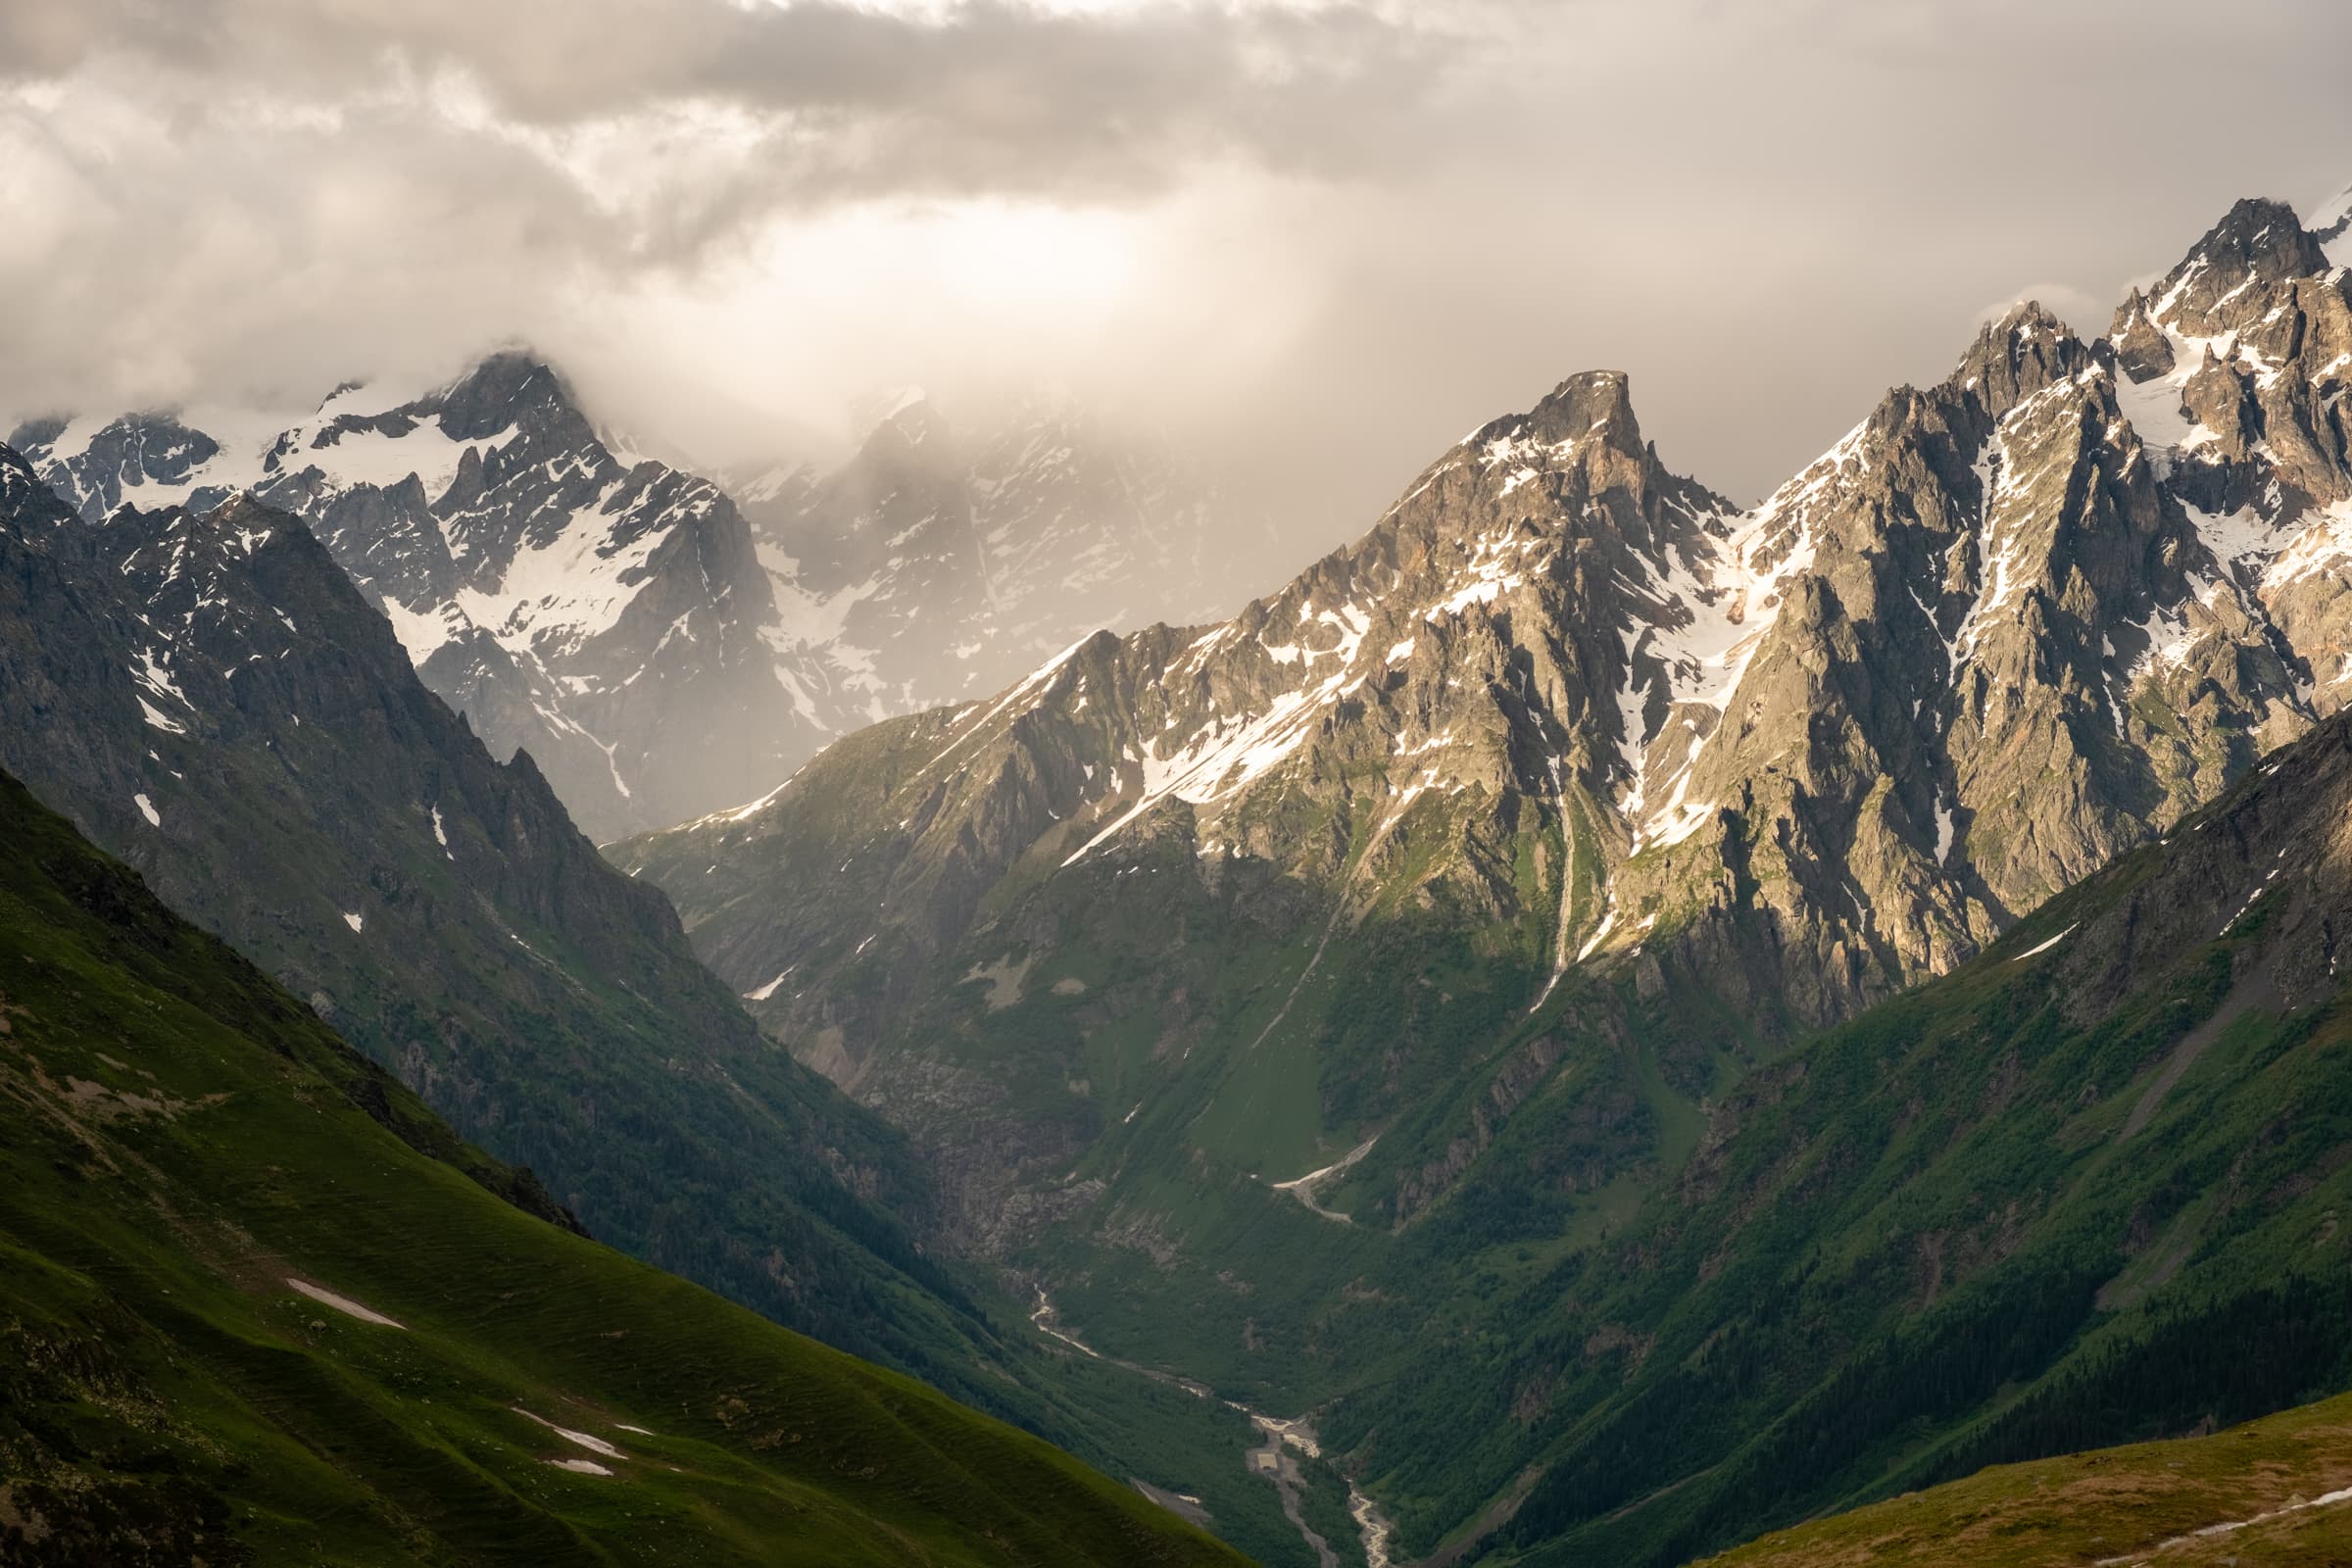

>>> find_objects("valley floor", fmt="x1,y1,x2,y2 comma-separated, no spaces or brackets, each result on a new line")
1031,1286,1396,1568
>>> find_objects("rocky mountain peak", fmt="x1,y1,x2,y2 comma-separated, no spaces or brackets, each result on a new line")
1944,300,2088,414
2107,287,2176,382
2187,195,2329,281
1422,367,1723,583
2104,191,2352,525
0,440,52,517
1518,368,1642,452
433,350,573,442
2145,195,2330,338
12,410,242,522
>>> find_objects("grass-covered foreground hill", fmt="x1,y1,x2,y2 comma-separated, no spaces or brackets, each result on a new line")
0,446,979,1393
1701,1389,2352,1568
0,766,1249,1568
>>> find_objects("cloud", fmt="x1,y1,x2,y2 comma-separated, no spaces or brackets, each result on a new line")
1,1,1491,213
3,0,2350,591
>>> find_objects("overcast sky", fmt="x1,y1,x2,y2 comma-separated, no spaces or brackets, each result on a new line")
5,0,2350,584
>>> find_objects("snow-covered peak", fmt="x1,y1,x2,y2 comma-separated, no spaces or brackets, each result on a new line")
2141,197,2332,342
270,403,495,506
260,355,583,511
18,352,845,838
14,405,294,522
2316,178,2352,268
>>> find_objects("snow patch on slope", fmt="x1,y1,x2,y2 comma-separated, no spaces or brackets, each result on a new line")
2314,180,2352,268
287,1278,404,1328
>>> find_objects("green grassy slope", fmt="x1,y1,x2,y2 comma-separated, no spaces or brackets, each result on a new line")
659,695,2352,1568
0,456,1359,1568
1323,718,2352,1566
1698,1389,2352,1568
0,766,1251,1567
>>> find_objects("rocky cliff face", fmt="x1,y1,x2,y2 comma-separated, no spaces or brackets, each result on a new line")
739,393,1236,721
13,356,857,839
618,191,2352,1256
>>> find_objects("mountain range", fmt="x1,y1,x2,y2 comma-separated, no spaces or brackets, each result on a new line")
12,368,1236,840
0,436,1353,1568
616,183,2352,1562
627,185,2352,1151
10,169,2352,1568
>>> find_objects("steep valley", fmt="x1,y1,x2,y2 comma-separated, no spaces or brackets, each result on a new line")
0,435,1342,1567
623,185,2352,1564
0,765,1251,1567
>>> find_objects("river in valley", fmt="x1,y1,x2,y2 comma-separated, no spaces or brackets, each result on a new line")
1031,1288,1394,1567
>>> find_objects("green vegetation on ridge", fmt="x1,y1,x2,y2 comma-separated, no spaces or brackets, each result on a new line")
0,766,1250,1566
1697,1388,2352,1568
650,691,2352,1568
0,463,1343,1566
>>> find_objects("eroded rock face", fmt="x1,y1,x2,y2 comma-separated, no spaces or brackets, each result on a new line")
2110,289,2176,382
622,190,2352,1257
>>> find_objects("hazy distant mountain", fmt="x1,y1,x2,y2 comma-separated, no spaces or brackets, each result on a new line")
736,392,1238,722
13,355,857,840
13,370,1244,842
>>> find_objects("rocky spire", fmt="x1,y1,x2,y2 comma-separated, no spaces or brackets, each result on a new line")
2148,196,2329,336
